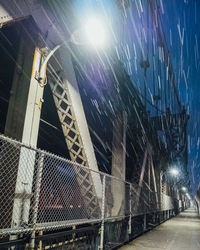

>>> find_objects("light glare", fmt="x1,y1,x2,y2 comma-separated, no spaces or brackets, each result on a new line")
186,193,191,200
84,17,106,47
182,187,186,191
170,168,179,176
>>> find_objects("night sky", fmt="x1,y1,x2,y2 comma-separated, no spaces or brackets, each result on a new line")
159,0,200,194
74,0,200,194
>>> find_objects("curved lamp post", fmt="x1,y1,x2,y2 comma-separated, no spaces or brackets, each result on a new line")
39,16,108,81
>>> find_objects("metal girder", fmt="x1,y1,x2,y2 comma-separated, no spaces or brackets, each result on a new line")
47,48,101,218
0,0,35,26
1,28,46,231
151,110,189,173
50,78,88,165
111,111,127,216
148,0,182,110
0,0,70,48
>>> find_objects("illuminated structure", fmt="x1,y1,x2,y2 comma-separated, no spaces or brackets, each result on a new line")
0,1,190,249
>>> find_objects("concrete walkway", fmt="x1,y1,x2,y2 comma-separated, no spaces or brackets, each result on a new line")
120,208,200,250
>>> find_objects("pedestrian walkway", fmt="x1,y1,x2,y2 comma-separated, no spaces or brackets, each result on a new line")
120,208,200,250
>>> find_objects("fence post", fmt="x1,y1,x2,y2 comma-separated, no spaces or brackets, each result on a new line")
143,214,147,231
99,175,106,250
128,183,132,235
29,152,44,249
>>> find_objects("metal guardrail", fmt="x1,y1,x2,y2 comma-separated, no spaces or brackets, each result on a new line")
0,134,178,246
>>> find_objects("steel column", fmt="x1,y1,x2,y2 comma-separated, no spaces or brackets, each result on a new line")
1,34,46,231
111,111,127,216
99,175,106,250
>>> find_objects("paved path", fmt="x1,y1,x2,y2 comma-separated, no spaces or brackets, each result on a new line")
120,208,200,250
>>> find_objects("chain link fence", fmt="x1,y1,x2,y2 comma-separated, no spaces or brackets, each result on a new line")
0,134,128,238
0,134,179,242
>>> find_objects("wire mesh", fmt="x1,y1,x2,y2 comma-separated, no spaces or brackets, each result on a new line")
130,182,159,216
104,177,130,219
0,135,116,237
0,135,103,237
161,194,174,211
0,136,38,236
0,134,178,239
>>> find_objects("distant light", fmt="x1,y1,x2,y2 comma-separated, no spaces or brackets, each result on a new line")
186,193,191,199
170,168,179,176
182,187,187,191
84,17,107,48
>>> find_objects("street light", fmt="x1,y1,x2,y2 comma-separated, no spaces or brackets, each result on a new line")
169,168,179,176
83,17,107,48
181,187,187,192
39,16,107,80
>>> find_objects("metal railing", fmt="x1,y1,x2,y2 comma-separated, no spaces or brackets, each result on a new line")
0,134,179,247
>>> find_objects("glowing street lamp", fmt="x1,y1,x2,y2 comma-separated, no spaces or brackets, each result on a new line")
40,16,108,79
181,187,187,192
83,17,107,48
170,168,179,176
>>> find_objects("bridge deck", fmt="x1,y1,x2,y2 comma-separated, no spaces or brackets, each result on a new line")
120,208,200,250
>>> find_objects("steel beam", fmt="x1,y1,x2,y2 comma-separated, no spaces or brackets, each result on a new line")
0,0,75,49
111,111,127,216
1,31,46,230
48,47,102,218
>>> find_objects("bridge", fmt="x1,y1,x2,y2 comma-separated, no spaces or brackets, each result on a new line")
0,0,199,249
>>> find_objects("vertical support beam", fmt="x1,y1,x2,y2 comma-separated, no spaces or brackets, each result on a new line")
150,157,159,209
5,38,46,145
153,212,156,224
128,183,132,234
99,175,106,250
135,148,148,208
157,163,161,211
148,159,151,206
11,48,46,230
30,153,44,249
111,111,127,216
0,32,46,231
143,214,147,230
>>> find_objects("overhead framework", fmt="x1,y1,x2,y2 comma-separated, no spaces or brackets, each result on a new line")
151,110,189,173
148,0,182,111
146,0,189,186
